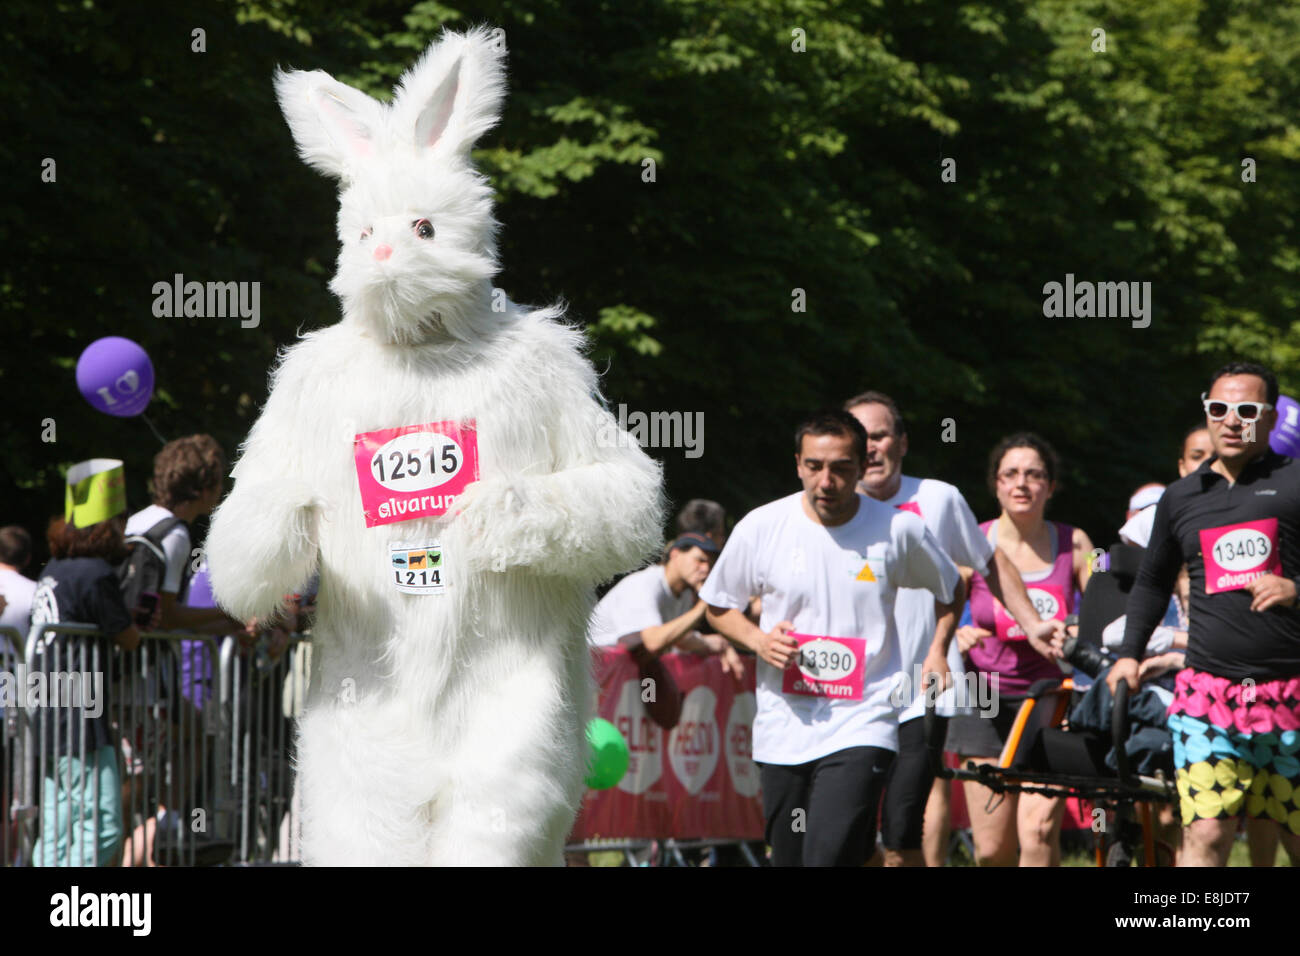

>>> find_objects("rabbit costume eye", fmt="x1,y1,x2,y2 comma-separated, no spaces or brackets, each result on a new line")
414,219,434,240
360,226,373,240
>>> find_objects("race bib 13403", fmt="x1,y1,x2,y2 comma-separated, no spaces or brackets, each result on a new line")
354,421,480,528
1200,517,1282,594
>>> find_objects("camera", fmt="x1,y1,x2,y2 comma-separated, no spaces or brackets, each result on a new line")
1062,633,1117,678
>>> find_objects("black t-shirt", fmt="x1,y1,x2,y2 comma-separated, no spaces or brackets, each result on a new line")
28,557,131,759
1120,450,1300,681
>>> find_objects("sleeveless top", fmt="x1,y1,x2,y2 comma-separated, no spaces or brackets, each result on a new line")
967,520,1076,697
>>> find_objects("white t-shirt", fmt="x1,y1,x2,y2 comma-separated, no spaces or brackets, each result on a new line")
1119,505,1157,548
699,492,959,764
588,563,696,648
0,568,37,657
125,504,192,595
880,475,996,721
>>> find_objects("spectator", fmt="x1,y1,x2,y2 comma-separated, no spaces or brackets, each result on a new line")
0,525,36,657
674,499,766,626
1117,483,1166,552
0,524,33,866
30,459,145,866
675,499,728,548
119,435,246,865
589,533,741,676
124,434,243,636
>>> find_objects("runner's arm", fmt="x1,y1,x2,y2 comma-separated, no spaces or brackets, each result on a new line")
982,548,1044,635
1072,526,1095,592
923,571,967,688
1119,498,1182,661
929,571,968,659
705,605,767,654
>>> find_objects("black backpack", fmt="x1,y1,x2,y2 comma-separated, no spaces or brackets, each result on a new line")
118,516,190,619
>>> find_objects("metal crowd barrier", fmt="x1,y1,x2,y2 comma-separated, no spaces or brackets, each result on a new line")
2,623,310,867
224,635,309,865
4,626,766,867
1,626,22,867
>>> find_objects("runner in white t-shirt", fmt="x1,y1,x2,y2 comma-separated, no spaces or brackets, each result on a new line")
700,409,961,867
846,393,1062,868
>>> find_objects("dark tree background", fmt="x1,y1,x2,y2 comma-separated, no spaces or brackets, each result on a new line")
5,0,1300,567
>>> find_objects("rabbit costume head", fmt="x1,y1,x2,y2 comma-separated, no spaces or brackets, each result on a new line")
275,27,505,345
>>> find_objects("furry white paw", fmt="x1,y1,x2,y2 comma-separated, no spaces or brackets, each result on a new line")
452,478,550,572
207,481,322,619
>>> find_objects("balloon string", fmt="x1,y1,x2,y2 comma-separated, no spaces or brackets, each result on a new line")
140,413,168,446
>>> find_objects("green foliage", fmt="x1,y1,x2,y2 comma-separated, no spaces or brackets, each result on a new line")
5,0,1300,558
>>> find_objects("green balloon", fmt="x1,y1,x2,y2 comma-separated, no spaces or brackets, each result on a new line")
584,717,630,790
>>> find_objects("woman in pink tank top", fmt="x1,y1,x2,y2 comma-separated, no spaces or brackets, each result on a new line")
947,433,1093,866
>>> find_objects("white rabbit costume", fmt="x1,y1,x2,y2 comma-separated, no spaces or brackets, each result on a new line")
206,28,663,865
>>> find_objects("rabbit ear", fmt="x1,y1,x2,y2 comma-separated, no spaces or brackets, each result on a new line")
391,27,506,163
274,68,384,179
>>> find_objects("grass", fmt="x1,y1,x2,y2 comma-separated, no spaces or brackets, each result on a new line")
977,833,1291,867
575,832,1295,866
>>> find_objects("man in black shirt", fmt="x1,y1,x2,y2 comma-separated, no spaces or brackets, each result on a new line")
1109,362,1300,866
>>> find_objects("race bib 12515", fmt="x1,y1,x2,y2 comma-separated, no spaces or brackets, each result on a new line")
354,420,480,528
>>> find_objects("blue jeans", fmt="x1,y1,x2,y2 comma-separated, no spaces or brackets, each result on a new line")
33,745,123,866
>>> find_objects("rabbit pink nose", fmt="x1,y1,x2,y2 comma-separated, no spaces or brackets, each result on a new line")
373,244,393,261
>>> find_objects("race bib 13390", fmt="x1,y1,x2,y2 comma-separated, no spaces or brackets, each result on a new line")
354,420,479,528
782,632,866,701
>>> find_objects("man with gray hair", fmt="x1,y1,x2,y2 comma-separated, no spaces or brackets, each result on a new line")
845,390,1061,867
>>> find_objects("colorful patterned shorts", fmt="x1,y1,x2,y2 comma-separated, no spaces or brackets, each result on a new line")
1167,668,1300,832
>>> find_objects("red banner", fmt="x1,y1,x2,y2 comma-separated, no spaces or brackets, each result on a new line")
570,649,1091,842
570,648,765,841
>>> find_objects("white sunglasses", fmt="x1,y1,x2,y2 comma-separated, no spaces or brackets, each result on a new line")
1201,392,1273,423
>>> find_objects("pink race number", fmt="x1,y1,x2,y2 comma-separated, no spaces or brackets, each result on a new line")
353,420,480,528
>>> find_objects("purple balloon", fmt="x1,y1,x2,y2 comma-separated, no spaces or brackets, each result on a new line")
1271,394,1300,457
76,336,154,417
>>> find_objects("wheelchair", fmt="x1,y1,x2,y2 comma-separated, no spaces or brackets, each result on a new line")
926,542,1178,867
